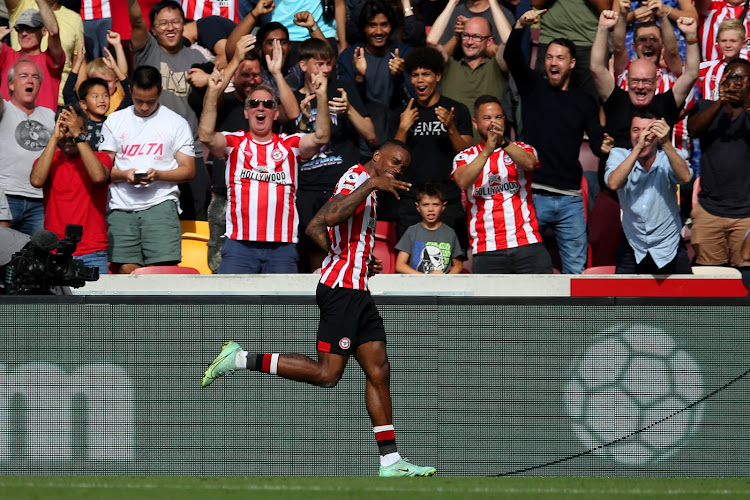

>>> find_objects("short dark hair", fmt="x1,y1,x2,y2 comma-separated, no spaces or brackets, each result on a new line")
548,37,576,60
77,77,109,100
632,109,658,121
149,0,184,27
241,50,261,63
404,46,444,76
378,138,411,156
298,38,335,64
256,22,289,47
359,0,396,33
726,57,750,73
417,182,445,203
473,94,501,115
131,65,162,92
634,21,660,40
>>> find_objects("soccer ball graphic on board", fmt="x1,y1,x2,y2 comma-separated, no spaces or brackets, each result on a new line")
565,325,704,465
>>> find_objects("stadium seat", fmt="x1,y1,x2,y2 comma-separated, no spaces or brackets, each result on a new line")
375,221,398,247
372,238,397,274
582,265,616,275
373,221,398,274
180,237,211,274
180,220,210,240
131,266,200,275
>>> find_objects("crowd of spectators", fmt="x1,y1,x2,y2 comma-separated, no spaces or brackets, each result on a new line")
0,0,749,281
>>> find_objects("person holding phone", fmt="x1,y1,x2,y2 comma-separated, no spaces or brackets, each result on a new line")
100,65,196,274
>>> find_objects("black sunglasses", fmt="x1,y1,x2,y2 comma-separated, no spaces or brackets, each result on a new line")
246,99,276,109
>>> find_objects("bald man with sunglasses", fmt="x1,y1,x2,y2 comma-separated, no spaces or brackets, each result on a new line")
199,70,331,274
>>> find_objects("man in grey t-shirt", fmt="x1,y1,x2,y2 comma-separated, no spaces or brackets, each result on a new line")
0,58,55,236
126,0,209,220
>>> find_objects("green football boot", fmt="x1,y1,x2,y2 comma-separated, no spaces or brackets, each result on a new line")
201,341,242,387
379,458,437,477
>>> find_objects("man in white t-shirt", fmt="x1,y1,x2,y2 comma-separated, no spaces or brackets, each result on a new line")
100,65,196,274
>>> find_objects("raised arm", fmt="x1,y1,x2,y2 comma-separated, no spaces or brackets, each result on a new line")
488,0,513,70
198,69,229,160
294,11,327,42
508,9,547,78
335,0,348,53
106,31,129,79
655,0,683,77
334,87,377,145
655,120,691,183
126,0,149,52
591,10,618,102
226,0,273,60
612,0,630,77
38,0,63,66
298,73,330,159
671,16,700,107
426,0,459,62
265,39,300,124
60,108,110,183
30,113,65,188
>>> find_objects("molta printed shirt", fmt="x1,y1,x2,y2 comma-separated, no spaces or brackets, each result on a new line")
100,105,195,212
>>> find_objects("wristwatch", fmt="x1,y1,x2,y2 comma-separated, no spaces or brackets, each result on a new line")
498,136,510,149
73,132,87,143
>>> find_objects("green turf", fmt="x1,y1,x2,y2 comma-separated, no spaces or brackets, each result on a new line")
1,476,749,500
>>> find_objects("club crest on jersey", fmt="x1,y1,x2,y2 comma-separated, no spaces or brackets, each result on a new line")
343,171,359,186
271,148,285,162
339,337,351,350
503,152,514,165
455,153,468,162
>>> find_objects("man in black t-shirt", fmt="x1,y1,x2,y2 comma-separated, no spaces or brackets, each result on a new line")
591,9,700,148
289,38,378,272
394,46,473,250
506,9,605,274
688,59,750,274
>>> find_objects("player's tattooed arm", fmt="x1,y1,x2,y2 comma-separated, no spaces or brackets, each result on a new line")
305,199,333,252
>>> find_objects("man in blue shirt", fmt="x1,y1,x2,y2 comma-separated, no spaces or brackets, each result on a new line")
604,111,693,274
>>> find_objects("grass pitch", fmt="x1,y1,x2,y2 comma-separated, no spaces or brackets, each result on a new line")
1,476,749,500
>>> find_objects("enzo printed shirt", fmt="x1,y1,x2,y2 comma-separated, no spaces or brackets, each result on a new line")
223,131,303,243
320,164,376,291
452,141,542,254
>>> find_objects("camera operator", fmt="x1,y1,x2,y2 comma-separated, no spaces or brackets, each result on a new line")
30,106,112,275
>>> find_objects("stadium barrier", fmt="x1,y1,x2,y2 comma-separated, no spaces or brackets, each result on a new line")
0,295,748,476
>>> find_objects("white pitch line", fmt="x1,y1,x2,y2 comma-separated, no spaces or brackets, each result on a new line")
0,481,748,496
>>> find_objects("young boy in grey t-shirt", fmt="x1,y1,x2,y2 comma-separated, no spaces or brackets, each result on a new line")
395,182,464,274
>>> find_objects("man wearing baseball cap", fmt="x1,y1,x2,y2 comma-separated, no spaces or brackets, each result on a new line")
0,2,64,111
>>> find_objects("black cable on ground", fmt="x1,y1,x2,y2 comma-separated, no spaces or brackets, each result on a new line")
494,365,750,476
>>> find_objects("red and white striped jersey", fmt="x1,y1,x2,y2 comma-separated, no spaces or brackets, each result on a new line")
699,1,750,62
699,59,727,100
616,65,697,156
320,164,376,291
223,131,303,243
451,142,542,254
80,0,111,20
182,0,239,22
